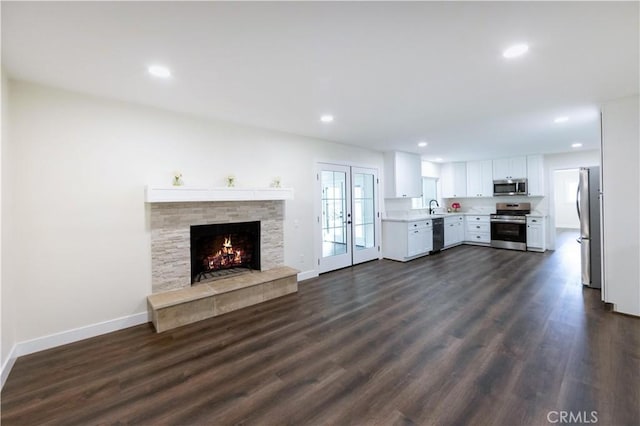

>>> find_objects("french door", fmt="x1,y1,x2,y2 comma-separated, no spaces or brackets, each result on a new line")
317,163,380,273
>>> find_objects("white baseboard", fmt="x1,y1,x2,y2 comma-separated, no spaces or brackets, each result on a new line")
15,311,150,357
1,311,149,390
1,344,18,390
297,269,318,281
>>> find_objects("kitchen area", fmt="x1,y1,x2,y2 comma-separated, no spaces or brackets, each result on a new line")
382,151,551,265
382,149,609,291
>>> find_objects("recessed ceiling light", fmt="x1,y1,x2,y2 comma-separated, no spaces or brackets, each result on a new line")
320,115,334,123
503,43,529,59
148,65,171,79
554,116,569,123
572,142,583,148
418,141,428,147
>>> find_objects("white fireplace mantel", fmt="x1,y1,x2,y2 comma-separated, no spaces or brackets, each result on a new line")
145,186,294,203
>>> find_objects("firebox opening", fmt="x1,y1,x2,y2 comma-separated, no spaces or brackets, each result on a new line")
190,221,261,284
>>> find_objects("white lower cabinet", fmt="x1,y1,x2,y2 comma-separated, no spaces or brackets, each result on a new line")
383,214,545,259
465,215,491,244
526,216,546,252
444,215,464,247
383,220,433,261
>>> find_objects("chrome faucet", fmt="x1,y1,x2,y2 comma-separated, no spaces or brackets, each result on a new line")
429,199,440,215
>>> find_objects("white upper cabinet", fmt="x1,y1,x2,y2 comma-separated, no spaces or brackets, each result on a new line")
526,155,545,196
466,160,493,197
441,162,467,198
493,156,527,180
384,151,422,198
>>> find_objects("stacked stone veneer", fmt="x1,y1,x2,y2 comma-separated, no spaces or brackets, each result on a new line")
150,200,284,293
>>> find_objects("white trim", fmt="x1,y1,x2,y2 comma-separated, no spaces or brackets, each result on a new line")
1,344,18,390
297,269,319,281
15,312,149,358
145,186,294,203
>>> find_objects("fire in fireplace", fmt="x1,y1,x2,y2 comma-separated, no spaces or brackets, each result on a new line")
190,221,260,284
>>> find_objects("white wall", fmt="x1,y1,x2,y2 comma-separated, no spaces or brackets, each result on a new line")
552,169,580,229
601,95,640,316
543,150,600,249
4,80,384,346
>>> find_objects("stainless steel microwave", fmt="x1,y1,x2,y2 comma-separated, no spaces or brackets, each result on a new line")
493,179,527,196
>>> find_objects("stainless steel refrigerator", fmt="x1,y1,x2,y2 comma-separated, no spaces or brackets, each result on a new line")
577,167,602,288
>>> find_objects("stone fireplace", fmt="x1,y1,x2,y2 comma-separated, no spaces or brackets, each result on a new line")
150,200,284,293
146,187,297,332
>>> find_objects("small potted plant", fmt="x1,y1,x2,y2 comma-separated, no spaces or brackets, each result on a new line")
451,202,461,212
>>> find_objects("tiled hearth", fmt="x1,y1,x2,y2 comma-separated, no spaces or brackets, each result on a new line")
147,192,297,332
148,266,298,332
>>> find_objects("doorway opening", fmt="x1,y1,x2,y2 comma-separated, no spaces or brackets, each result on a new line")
552,168,581,283
553,168,580,231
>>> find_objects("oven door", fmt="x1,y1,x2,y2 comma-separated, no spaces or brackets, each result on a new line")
490,219,527,251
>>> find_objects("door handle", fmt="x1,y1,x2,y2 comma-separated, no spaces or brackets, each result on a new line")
576,184,581,220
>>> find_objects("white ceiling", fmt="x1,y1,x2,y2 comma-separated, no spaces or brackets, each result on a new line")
2,1,638,161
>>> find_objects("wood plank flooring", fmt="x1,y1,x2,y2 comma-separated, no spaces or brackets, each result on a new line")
2,230,639,425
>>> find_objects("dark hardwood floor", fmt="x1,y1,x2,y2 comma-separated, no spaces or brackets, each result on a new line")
2,230,639,425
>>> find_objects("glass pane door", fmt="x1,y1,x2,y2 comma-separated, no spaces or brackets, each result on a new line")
317,164,379,273
321,170,348,257
352,167,379,265
318,164,352,273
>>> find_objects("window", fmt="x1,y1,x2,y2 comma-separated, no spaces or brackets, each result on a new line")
411,177,438,209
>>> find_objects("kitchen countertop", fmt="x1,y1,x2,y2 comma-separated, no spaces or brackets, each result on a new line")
382,212,464,222
383,210,548,223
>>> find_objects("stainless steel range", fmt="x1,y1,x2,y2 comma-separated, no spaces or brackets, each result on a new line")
490,202,531,251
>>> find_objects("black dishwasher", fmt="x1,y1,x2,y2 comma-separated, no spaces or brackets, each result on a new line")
431,218,444,253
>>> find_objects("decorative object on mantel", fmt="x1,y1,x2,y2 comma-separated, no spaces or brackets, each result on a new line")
451,202,461,212
271,176,282,188
226,174,236,187
172,171,183,186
